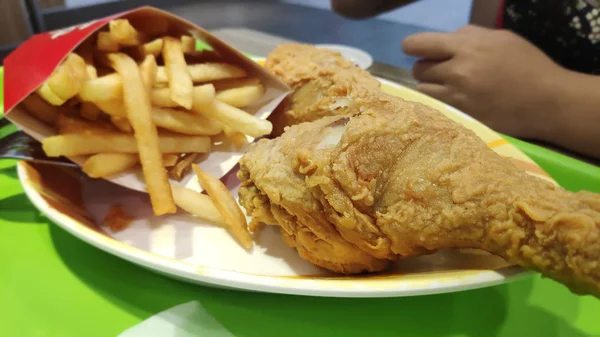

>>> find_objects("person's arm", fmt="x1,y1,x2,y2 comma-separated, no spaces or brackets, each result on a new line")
402,26,600,159
330,0,416,19
469,0,503,27
547,71,600,159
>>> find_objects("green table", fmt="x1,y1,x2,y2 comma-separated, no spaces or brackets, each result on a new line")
2,70,600,337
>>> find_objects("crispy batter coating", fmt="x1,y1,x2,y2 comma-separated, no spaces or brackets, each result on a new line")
240,43,600,297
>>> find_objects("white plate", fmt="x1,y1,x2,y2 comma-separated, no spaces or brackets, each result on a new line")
18,75,556,298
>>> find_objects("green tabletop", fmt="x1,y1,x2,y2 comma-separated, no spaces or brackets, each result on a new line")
2,67,600,336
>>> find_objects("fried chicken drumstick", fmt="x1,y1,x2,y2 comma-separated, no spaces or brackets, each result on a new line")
264,43,381,135
239,44,600,297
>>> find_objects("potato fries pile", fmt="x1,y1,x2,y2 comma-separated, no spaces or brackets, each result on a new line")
20,18,268,247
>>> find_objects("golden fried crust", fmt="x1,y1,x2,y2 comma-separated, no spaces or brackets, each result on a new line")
265,43,381,136
238,117,390,274
242,44,600,297
308,98,600,297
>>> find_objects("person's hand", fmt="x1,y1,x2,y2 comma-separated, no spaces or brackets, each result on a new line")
402,25,565,140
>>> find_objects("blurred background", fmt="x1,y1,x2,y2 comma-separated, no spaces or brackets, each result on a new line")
0,0,473,65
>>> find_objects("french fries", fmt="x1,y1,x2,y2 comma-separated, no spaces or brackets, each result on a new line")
143,38,163,56
84,153,181,178
222,125,248,148
110,116,133,133
193,165,252,249
81,57,156,103
43,134,210,156
169,153,198,181
37,53,87,105
151,107,222,135
216,84,264,108
96,99,127,117
83,153,139,178
194,100,272,138
162,154,179,167
155,63,247,84
79,73,123,102
170,183,225,226
109,19,147,46
97,32,119,52
139,54,158,92
109,52,176,215
162,37,193,109
181,35,197,54
150,84,215,108
24,16,274,248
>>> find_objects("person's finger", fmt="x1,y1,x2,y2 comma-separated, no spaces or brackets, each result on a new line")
416,83,468,112
402,32,457,60
415,83,452,102
456,24,487,34
412,60,448,84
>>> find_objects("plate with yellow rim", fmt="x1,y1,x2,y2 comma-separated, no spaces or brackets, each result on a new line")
17,59,555,298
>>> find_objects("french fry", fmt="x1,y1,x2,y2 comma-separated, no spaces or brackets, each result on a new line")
192,164,252,249
181,35,196,54
80,57,156,103
49,53,88,101
155,63,247,84
79,73,122,102
37,53,87,105
109,52,175,215
96,99,127,117
151,107,222,135
122,38,164,60
97,32,119,52
83,153,179,178
216,84,264,108
110,116,133,133
42,134,211,156
139,54,158,94
212,77,260,91
85,65,98,80
109,19,147,46
162,154,179,167
222,125,248,148
193,100,272,138
96,95,220,135
80,102,102,121
36,82,64,106
150,84,215,108
83,153,139,178
82,81,213,107
170,183,225,225
162,37,193,109
21,94,63,125
168,153,198,181
143,38,163,56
